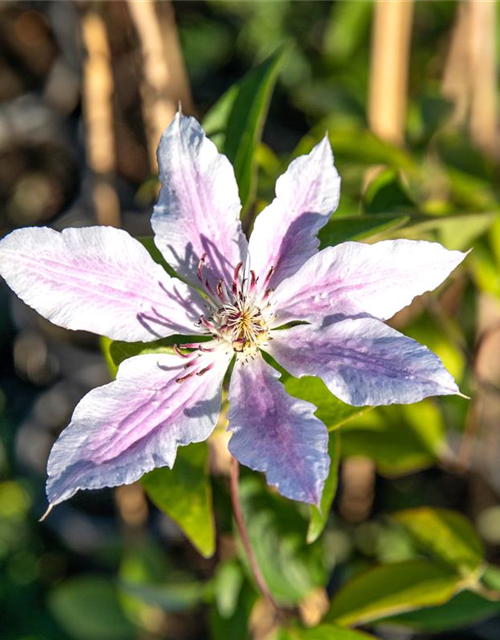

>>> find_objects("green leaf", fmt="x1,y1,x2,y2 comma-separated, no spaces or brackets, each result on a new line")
323,0,372,62
325,559,464,627
393,507,485,578
203,48,286,212
307,432,340,544
238,475,326,606
275,623,376,640
384,589,500,632
341,400,445,476
284,375,372,432
49,577,135,640
482,564,500,592
141,442,215,558
120,581,204,612
211,577,256,640
397,212,497,251
214,560,245,618
319,214,409,248
363,168,416,215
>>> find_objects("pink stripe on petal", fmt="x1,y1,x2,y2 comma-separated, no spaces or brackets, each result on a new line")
46,350,230,506
227,355,330,505
272,240,467,326
0,226,204,341
266,320,460,407
248,136,340,291
152,112,248,288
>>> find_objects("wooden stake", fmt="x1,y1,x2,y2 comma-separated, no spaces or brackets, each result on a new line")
368,0,415,144
128,0,193,172
82,8,120,227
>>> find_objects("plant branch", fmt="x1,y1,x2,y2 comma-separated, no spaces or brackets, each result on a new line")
230,457,285,619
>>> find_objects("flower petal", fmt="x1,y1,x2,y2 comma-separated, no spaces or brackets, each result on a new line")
152,112,248,287
46,350,230,506
227,355,330,505
0,226,204,341
266,319,460,406
273,240,467,325
248,136,340,291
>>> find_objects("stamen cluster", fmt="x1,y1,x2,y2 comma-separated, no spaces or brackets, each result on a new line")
196,256,275,356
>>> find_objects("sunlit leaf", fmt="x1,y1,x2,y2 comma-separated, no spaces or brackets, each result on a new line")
203,48,287,212
142,442,215,558
393,507,485,578
284,375,372,432
275,623,376,640
307,432,340,544
325,559,463,627
384,589,500,632
341,400,445,476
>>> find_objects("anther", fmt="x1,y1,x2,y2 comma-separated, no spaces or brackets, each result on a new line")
175,371,196,384
196,363,214,376
263,265,275,287
249,270,258,294
197,253,207,282
263,288,274,300
216,280,225,302
232,261,243,295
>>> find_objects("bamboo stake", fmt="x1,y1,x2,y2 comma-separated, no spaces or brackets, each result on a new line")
443,0,498,158
468,0,498,158
368,0,415,144
82,8,120,227
128,0,193,172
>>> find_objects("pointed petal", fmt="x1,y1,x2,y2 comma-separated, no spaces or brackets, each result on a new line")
227,355,330,505
266,319,460,407
0,226,205,341
152,112,248,287
273,240,467,325
248,137,340,291
46,350,230,506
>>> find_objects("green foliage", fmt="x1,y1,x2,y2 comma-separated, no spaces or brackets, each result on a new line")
284,375,372,432
319,214,410,247
325,559,464,627
275,623,376,640
384,590,500,632
238,475,326,606
393,507,485,578
203,48,286,213
307,432,340,544
49,577,135,640
341,400,446,476
142,442,215,558
363,169,416,215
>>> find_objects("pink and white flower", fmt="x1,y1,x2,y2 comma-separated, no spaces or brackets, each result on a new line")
0,113,466,509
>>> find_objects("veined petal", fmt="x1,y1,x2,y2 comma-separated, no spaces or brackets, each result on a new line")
0,226,205,341
266,319,460,407
273,240,467,325
152,112,248,287
248,136,340,291
227,355,329,505
46,350,230,506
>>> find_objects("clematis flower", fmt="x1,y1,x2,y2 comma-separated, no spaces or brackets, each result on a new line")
0,112,466,510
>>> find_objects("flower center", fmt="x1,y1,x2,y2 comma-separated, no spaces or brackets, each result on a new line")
195,256,274,356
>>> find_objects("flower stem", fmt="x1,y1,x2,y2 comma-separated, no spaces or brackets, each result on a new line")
229,457,283,616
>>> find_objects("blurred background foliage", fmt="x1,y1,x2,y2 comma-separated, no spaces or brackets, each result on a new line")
1,1,500,639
